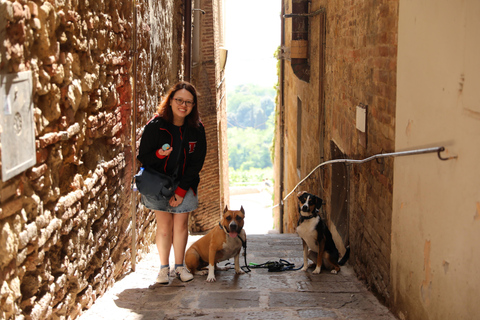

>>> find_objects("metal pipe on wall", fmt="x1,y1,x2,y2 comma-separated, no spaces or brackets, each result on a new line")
192,0,202,67
280,146,449,203
185,0,192,82
279,0,286,234
130,0,138,272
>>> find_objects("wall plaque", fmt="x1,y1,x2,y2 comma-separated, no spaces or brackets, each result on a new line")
0,71,36,181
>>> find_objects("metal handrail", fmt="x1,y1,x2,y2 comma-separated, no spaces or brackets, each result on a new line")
276,146,456,208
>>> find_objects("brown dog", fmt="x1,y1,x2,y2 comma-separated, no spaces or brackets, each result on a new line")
185,206,246,282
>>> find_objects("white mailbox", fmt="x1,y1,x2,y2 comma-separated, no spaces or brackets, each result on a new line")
0,71,36,181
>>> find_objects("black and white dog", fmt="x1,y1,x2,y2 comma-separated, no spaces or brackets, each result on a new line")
296,191,350,274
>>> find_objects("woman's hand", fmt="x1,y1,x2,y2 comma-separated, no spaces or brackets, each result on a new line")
157,147,173,157
169,194,184,207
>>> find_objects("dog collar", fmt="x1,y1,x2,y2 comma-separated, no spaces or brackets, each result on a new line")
218,221,228,234
218,221,243,238
299,207,320,220
300,214,316,220
301,208,319,218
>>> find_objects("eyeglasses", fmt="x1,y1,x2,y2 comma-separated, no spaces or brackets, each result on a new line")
173,98,194,107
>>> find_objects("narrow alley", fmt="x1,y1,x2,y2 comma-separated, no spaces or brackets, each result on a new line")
78,233,395,320
78,187,395,320
1,1,478,319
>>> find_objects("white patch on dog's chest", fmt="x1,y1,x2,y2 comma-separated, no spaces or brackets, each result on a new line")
216,231,244,261
297,217,320,252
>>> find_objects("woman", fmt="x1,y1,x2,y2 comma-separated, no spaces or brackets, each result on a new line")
137,81,207,284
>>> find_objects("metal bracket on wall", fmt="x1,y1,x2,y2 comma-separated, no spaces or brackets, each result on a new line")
193,8,206,14
276,46,291,60
437,147,458,161
283,8,326,18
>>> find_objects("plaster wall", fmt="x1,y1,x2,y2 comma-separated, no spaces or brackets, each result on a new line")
393,1,480,319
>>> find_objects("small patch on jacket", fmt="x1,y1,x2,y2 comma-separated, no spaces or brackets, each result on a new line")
189,141,197,153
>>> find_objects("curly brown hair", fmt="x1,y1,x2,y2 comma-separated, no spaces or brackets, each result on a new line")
156,81,201,128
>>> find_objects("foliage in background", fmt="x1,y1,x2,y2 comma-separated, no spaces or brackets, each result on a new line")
227,84,276,129
229,167,273,185
227,117,274,170
226,69,280,188
227,83,276,172
271,46,281,161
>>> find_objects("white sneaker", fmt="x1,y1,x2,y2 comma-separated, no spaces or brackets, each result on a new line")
175,266,193,282
156,267,170,284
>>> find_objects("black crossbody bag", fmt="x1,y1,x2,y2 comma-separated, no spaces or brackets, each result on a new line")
135,126,188,198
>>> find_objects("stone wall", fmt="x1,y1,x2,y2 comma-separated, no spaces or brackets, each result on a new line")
0,0,183,319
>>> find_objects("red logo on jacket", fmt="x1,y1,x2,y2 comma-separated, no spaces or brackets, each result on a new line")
189,141,197,153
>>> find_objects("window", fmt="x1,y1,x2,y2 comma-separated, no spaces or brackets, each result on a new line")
290,0,310,82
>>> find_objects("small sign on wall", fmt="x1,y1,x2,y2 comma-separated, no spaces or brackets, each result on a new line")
0,71,36,181
356,104,367,133
356,103,368,148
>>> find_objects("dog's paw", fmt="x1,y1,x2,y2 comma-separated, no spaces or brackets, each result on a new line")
312,267,322,274
330,269,338,274
235,269,245,275
206,276,216,282
197,270,208,276
301,266,308,272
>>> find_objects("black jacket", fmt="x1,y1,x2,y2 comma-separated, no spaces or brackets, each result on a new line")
137,116,207,197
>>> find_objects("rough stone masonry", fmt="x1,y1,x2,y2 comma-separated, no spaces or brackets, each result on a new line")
0,0,183,319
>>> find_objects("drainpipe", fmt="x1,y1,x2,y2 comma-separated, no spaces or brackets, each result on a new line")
130,0,138,271
279,1,286,234
185,0,192,82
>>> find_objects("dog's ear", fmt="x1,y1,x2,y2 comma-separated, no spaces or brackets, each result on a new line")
297,191,307,202
315,197,324,210
240,206,245,215
224,205,228,214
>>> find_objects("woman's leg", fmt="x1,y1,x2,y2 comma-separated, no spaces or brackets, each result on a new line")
155,210,173,266
172,212,190,265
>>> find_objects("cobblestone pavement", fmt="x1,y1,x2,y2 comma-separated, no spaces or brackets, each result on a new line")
78,233,397,320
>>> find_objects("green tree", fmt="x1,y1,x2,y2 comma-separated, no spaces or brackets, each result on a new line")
227,84,275,129
261,96,274,117
227,125,273,170
227,84,276,172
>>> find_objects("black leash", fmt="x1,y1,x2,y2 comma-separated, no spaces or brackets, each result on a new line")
238,235,251,273
248,259,304,272
218,222,302,273
235,230,303,272
226,234,303,273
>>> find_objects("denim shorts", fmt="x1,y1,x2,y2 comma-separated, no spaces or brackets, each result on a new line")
140,188,198,213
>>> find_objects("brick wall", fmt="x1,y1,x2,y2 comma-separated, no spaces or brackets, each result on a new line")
278,0,398,304
324,0,398,303
190,0,229,233
0,1,183,319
